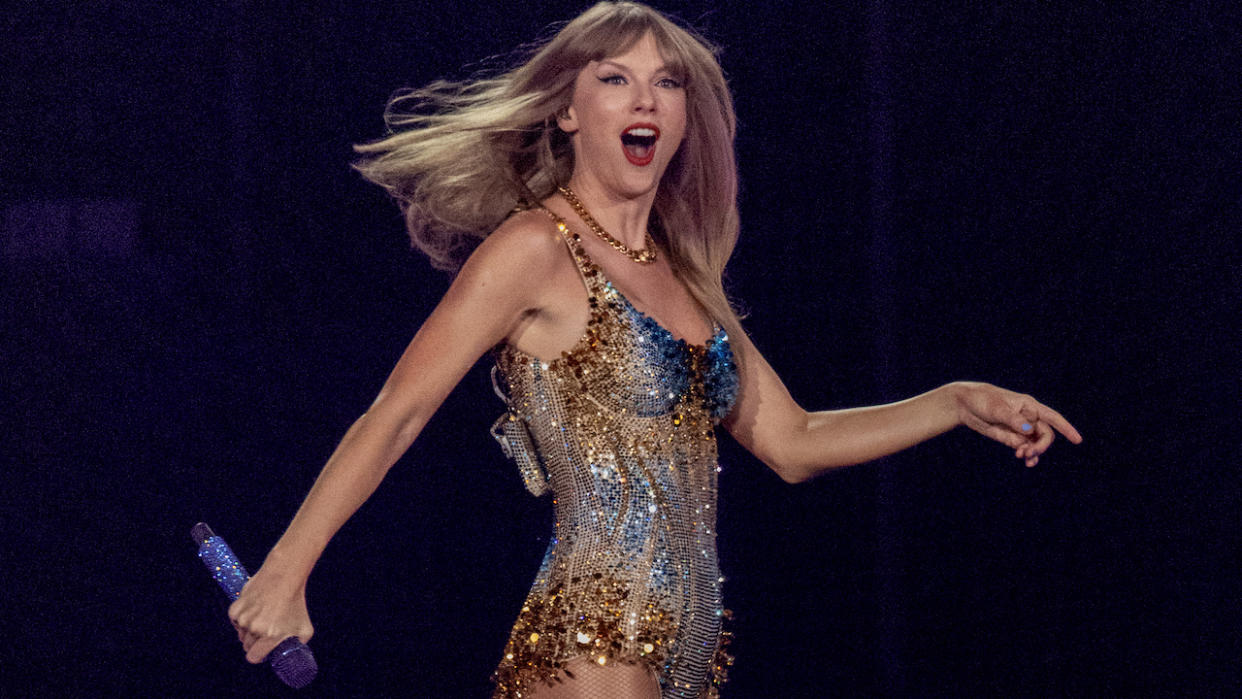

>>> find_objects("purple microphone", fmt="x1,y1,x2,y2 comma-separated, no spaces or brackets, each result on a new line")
192,522,318,689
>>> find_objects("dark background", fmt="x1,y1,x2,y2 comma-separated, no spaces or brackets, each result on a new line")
4,1,1238,696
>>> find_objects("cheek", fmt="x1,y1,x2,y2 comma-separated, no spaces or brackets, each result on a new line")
573,92,622,135
668,102,688,149
667,95,688,131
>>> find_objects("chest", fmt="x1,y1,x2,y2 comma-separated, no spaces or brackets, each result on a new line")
552,280,736,421
577,240,714,347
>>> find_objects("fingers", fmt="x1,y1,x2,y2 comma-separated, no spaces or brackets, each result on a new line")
975,421,1029,451
231,604,275,664
229,608,246,643
962,383,1083,471
234,615,290,664
999,398,1036,438
245,635,285,665
1018,422,1048,467
1013,415,1060,465
1016,393,1082,443
230,605,312,665
1011,392,1084,466
1036,403,1083,444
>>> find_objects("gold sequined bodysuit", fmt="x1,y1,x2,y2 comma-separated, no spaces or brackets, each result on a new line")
490,213,739,698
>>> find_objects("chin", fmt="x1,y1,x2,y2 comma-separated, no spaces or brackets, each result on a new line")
617,166,670,198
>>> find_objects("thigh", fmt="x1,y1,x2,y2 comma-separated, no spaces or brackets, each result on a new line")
524,656,661,699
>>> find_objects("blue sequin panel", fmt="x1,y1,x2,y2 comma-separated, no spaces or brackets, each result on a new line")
614,286,738,421
608,291,692,417
702,333,738,420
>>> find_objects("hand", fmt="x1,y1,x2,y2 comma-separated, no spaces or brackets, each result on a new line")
952,381,1083,467
227,561,314,664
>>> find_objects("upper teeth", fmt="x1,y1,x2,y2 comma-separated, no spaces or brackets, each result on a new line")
626,128,656,137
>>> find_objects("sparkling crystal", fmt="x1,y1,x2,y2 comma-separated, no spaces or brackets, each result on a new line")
490,212,737,697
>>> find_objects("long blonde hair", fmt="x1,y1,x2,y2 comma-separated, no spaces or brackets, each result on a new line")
354,2,742,338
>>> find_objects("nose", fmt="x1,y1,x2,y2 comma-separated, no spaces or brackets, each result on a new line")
632,83,655,112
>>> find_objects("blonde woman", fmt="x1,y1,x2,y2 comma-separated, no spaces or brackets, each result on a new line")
228,3,1082,697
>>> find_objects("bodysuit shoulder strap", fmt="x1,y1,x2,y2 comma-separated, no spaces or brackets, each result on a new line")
533,206,604,297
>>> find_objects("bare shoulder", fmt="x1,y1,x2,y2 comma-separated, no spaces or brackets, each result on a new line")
463,209,567,278
449,209,578,323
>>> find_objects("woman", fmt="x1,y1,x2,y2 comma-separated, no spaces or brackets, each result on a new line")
228,3,1082,698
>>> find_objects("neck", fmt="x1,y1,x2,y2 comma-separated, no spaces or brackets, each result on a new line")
564,175,656,250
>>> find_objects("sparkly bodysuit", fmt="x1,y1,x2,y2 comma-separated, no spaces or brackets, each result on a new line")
489,213,739,698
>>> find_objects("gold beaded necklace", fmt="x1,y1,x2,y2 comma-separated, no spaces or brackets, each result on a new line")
558,186,657,264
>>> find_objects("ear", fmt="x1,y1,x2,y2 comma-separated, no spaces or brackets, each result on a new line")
557,105,579,135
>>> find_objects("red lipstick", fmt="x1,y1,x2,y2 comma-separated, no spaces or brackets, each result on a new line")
620,123,660,167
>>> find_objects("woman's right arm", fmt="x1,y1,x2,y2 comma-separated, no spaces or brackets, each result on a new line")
227,213,568,664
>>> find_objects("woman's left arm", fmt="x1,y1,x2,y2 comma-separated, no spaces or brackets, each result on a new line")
722,331,1083,484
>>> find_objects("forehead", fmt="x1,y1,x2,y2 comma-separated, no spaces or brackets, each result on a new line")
591,32,683,75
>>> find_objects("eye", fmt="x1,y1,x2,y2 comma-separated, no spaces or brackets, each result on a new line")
598,74,626,85
657,77,683,89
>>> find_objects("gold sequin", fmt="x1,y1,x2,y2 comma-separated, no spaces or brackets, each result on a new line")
490,211,735,698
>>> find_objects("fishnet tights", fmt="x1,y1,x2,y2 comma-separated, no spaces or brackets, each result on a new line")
524,656,662,699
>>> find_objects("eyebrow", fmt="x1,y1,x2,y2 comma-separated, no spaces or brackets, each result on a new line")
596,59,671,73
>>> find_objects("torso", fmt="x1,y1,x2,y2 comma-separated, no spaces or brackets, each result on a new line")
489,210,738,698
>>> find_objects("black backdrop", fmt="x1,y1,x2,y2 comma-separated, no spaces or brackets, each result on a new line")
4,1,1238,696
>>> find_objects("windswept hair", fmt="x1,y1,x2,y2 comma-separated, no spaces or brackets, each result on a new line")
354,1,742,339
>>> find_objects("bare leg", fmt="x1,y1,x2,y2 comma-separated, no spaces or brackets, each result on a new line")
525,656,662,699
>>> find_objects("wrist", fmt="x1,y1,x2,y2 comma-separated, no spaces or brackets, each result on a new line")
940,381,969,429
261,545,313,591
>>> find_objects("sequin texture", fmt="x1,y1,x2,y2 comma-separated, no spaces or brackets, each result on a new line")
490,215,738,698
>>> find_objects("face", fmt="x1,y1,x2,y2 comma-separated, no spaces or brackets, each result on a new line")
558,32,687,199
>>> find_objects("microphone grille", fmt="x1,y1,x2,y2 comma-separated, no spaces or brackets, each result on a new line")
190,522,215,546
270,637,319,689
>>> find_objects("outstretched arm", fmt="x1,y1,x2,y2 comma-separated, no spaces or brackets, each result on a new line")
227,214,570,663
723,331,1082,484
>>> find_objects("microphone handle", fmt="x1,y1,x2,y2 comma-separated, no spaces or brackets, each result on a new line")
193,522,319,689
197,532,251,600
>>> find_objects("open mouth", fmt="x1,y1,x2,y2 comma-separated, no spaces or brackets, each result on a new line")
620,124,660,166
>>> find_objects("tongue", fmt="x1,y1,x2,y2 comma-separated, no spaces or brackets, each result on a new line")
624,143,653,159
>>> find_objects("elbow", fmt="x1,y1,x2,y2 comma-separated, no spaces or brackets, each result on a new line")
745,412,816,484
760,450,812,485
773,463,812,485
769,412,816,484
767,443,867,482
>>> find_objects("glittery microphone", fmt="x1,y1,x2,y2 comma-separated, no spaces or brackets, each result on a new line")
192,522,318,689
